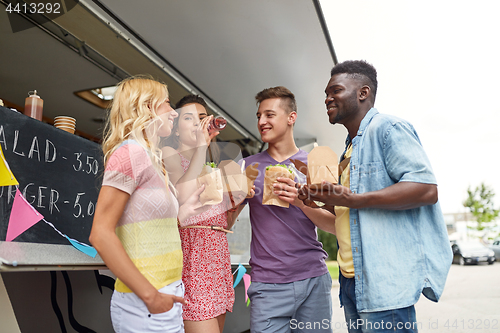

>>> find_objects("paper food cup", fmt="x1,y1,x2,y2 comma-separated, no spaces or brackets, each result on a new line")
54,116,76,134
54,116,76,123
55,125,76,134
54,121,75,127
307,146,338,186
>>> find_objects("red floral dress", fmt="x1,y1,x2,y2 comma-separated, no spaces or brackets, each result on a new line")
178,153,235,321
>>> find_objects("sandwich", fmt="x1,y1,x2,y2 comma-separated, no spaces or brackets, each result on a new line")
262,163,295,207
197,162,223,205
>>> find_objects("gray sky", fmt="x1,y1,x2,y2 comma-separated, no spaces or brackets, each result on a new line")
320,0,500,214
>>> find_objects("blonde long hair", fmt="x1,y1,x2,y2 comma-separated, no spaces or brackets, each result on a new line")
102,75,169,175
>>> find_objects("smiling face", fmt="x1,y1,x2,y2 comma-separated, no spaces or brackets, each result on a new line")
156,98,178,137
256,98,296,144
324,73,363,125
176,103,207,147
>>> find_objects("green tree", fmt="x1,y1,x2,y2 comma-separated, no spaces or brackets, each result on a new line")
463,183,499,238
318,229,337,261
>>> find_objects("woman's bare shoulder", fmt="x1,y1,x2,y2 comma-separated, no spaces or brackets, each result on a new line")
162,146,182,170
162,146,180,159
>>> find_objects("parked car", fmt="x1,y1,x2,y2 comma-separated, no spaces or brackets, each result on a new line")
451,241,496,265
490,239,500,260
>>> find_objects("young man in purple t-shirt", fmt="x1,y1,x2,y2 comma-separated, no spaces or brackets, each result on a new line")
230,86,336,333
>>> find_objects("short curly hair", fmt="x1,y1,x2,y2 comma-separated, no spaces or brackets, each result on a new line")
330,60,378,99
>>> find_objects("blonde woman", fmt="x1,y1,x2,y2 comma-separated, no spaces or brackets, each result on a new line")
90,77,206,333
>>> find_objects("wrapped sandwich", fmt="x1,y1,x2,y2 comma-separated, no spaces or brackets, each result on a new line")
197,162,223,206
262,163,295,207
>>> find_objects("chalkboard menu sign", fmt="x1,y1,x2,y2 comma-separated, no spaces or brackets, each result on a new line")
0,106,103,245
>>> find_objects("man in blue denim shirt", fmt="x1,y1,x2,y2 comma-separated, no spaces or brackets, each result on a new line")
300,60,452,332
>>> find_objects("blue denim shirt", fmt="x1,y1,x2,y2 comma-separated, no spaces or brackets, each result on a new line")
346,108,452,312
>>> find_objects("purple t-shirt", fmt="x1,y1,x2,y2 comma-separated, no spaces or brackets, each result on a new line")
244,149,328,283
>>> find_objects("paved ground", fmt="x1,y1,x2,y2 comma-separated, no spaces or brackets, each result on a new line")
330,262,500,333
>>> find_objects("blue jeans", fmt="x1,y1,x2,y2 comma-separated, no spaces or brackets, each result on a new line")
340,274,418,333
247,273,333,333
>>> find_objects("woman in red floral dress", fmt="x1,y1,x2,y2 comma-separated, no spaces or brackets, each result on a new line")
162,95,241,333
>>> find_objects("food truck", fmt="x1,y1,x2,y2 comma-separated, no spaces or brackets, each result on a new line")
0,1,342,331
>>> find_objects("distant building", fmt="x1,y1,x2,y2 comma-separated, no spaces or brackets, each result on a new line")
444,212,500,243
443,212,474,234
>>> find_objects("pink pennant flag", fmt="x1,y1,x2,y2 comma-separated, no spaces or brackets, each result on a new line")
243,273,251,303
6,189,44,241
